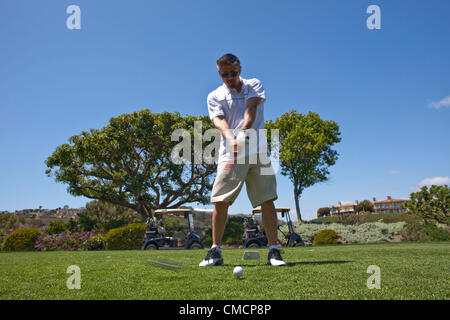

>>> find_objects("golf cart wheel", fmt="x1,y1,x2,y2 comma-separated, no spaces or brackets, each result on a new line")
295,242,305,247
189,243,203,249
248,243,261,249
145,244,158,250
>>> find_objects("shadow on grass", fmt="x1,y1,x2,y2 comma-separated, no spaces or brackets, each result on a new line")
224,260,353,267
286,260,352,267
224,264,260,267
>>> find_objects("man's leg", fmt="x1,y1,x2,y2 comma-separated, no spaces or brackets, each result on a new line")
202,158,247,267
261,199,288,266
261,200,278,246
212,201,230,246
199,201,230,267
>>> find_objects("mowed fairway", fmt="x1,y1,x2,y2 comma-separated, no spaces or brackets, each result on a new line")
0,242,449,300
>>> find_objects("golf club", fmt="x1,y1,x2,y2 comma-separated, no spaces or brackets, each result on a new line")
148,258,186,270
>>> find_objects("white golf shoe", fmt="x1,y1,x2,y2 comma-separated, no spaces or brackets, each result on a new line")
267,248,288,266
199,247,224,267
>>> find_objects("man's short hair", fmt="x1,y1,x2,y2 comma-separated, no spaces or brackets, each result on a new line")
216,54,240,68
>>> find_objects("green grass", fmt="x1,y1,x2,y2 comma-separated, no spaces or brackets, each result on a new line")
1,242,449,300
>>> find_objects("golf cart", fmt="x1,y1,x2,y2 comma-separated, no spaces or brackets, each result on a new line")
242,207,304,248
242,213,268,248
142,207,209,250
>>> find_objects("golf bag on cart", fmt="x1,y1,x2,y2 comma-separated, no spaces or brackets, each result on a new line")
242,217,268,248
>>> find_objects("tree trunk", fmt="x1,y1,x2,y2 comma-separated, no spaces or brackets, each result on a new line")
136,202,152,220
293,185,302,222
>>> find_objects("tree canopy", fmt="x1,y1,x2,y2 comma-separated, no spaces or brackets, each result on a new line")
266,110,341,221
77,200,143,232
356,200,374,213
45,109,217,219
317,207,331,218
404,185,449,225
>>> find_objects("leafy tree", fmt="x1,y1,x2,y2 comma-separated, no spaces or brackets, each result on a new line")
317,207,331,218
404,185,450,225
222,216,245,245
266,111,341,221
45,220,67,235
45,109,217,219
0,213,26,231
77,200,143,232
77,211,97,232
65,218,81,233
402,220,450,242
161,215,184,236
356,200,374,213
203,216,245,246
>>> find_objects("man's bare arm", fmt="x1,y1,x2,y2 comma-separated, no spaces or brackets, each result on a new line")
213,116,234,141
213,116,243,168
241,97,262,130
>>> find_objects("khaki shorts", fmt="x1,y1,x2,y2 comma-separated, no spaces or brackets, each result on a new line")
210,154,278,208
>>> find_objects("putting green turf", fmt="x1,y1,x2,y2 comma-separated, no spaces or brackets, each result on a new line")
0,242,449,300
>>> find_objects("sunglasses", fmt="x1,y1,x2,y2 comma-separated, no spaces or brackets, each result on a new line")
220,70,239,78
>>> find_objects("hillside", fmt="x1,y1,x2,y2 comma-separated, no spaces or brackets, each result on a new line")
309,212,419,224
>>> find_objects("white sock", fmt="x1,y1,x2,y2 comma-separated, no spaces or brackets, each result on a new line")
269,245,278,251
212,244,221,252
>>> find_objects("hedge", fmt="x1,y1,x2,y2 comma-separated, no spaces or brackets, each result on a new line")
313,229,339,246
1,228,41,251
105,223,146,250
279,222,406,246
401,221,450,242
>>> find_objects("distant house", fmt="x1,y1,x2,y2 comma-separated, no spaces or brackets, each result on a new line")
373,196,408,214
55,208,81,219
330,201,359,216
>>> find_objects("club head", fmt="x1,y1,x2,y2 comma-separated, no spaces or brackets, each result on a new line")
242,251,260,261
148,259,184,270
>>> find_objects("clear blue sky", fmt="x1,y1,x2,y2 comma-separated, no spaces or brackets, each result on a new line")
1,0,449,220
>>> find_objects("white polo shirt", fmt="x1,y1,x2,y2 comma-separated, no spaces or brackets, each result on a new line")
207,77,267,164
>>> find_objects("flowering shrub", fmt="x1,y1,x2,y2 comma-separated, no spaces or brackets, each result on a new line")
34,231,96,251
278,222,406,246
80,234,106,251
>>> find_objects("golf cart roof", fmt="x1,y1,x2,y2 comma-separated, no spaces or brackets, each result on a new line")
252,207,291,214
191,208,214,213
154,207,213,215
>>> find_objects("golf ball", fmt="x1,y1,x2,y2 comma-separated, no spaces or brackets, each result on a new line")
233,266,243,277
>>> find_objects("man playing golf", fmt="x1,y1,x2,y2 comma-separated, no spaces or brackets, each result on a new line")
199,53,287,267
